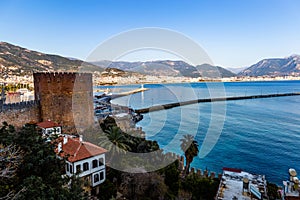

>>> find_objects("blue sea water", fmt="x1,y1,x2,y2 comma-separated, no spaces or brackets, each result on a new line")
100,81,300,184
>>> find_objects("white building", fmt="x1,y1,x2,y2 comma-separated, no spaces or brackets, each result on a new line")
57,135,107,187
282,168,300,200
37,120,62,136
216,168,268,200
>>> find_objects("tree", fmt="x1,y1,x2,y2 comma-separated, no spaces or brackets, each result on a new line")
99,126,132,163
267,182,281,200
96,179,117,200
0,144,23,198
163,160,180,197
0,122,16,145
120,172,167,200
181,173,220,200
180,134,199,175
0,122,86,200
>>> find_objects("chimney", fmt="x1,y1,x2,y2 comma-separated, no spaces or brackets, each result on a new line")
79,135,83,142
63,136,68,144
58,142,62,152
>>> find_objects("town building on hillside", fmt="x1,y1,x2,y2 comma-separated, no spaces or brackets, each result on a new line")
37,120,62,136
216,168,268,200
56,135,107,194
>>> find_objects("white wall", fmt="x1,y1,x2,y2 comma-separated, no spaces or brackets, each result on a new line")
91,169,106,187
65,154,106,180
43,126,61,135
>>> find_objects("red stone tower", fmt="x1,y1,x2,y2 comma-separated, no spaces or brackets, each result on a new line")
33,72,94,133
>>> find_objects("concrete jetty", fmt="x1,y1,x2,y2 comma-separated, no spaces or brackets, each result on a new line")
134,92,300,114
108,88,148,99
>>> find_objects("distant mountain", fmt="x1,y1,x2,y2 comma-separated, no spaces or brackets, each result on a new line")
93,60,236,78
226,67,248,74
238,55,300,76
196,64,236,78
0,42,103,77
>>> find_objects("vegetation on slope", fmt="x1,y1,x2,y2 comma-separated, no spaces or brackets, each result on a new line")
0,122,86,200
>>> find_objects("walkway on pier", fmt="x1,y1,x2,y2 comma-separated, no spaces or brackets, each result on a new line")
134,92,300,114
110,88,149,99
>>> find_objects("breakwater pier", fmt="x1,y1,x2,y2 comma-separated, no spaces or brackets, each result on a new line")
134,92,300,114
110,88,149,99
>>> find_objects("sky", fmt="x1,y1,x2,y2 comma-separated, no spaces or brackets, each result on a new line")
1,0,300,68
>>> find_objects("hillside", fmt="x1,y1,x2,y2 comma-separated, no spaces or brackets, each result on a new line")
196,64,236,78
239,55,300,76
0,42,103,77
93,60,236,78
0,41,236,79
100,67,141,77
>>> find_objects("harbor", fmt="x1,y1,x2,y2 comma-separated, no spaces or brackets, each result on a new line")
94,87,146,123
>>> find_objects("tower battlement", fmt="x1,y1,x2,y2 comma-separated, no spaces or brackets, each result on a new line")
0,99,40,127
0,100,40,112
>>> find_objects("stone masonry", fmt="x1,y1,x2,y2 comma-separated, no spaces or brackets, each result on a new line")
33,72,94,133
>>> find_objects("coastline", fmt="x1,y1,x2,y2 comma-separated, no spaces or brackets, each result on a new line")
93,76,300,86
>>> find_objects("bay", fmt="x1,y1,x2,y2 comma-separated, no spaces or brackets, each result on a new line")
101,80,300,184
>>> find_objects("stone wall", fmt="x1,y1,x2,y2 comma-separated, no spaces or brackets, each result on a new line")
0,102,40,128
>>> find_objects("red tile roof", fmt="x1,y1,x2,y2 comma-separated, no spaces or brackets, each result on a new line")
37,121,61,129
58,136,107,162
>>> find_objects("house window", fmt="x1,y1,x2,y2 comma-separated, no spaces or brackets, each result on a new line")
100,171,104,180
66,163,69,172
94,174,100,183
92,159,98,168
76,164,81,173
83,162,89,171
70,165,73,174
99,158,104,166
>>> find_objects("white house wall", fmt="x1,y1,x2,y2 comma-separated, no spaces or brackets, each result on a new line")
65,154,105,178
92,169,106,187
43,127,62,135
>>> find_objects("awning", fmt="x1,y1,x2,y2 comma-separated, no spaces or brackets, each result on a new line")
289,168,297,177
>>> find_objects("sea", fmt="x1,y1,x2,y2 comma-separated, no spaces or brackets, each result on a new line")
97,80,300,185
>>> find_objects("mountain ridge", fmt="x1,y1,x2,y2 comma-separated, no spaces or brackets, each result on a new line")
92,60,236,78
2,41,299,79
0,42,103,77
238,55,300,76
0,41,236,78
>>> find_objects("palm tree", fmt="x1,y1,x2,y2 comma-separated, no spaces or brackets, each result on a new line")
180,134,199,175
99,126,131,163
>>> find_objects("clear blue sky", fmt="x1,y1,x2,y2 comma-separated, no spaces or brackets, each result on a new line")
1,0,300,68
